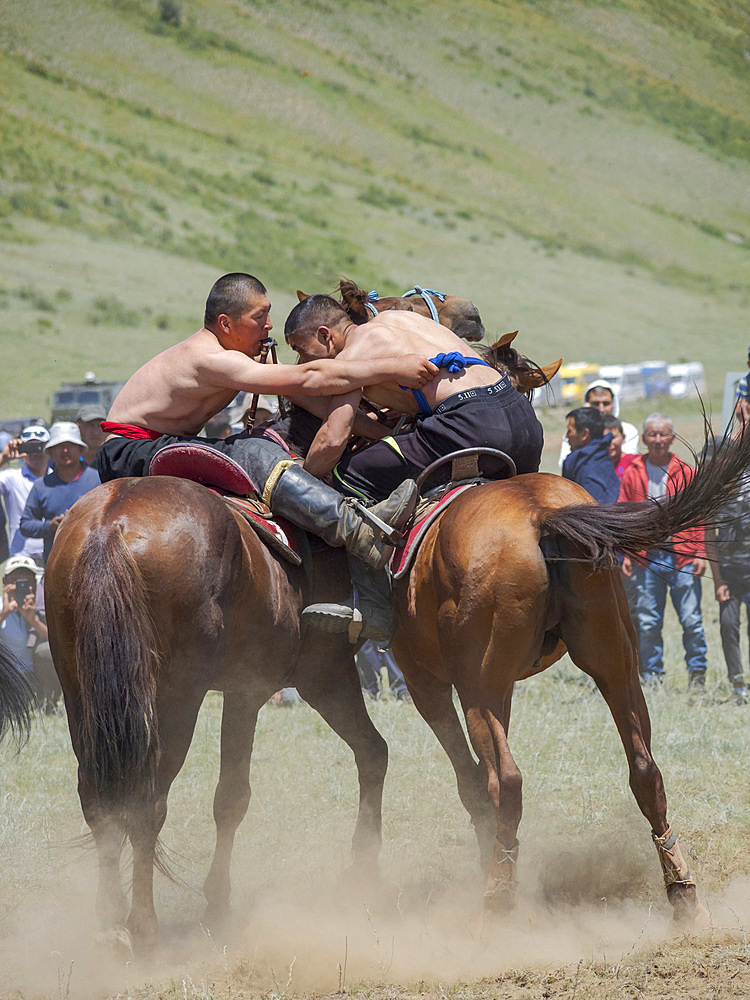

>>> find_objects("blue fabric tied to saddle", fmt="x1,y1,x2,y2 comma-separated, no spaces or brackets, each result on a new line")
400,351,491,414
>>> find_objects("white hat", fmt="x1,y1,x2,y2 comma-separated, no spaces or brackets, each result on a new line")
1,555,42,579
20,425,50,447
46,421,86,450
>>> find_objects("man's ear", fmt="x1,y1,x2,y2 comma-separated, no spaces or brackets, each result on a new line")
216,313,232,335
317,325,332,346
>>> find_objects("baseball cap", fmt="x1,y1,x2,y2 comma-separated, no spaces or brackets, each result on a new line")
1,555,42,579
46,421,86,450
20,425,50,447
76,404,107,423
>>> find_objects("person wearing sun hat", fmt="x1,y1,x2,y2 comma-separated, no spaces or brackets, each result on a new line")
0,425,50,563
19,421,101,564
75,403,109,467
0,552,59,707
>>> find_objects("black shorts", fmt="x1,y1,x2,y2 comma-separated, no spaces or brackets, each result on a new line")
97,432,292,488
333,377,544,501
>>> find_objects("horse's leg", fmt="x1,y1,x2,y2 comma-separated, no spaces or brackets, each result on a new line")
296,638,387,873
560,568,706,927
128,684,208,949
203,690,260,925
401,662,496,868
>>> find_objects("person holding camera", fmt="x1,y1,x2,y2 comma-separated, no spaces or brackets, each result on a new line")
0,426,50,563
20,422,100,564
0,554,58,708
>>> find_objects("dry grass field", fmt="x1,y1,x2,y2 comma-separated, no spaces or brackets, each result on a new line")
1,603,748,1000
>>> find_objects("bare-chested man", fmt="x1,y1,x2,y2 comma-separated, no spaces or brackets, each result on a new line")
98,274,440,636
282,294,544,635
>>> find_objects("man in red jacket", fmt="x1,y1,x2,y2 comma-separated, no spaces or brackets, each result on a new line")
619,413,707,689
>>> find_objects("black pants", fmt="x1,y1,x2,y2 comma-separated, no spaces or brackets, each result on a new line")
333,378,544,501
97,431,292,489
719,583,750,686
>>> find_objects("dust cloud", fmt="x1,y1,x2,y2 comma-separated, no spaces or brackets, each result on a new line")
2,827,747,999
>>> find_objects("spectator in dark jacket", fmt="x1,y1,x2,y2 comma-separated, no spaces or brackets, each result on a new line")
562,407,621,504
20,422,100,564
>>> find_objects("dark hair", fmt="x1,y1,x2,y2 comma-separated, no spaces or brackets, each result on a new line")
204,273,267,327
567,406,605,439
602,414,623,433
284,294,348,342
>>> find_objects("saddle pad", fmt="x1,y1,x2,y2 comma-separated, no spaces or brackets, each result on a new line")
390,483,477,580
218,493,302,566
149,443,260,497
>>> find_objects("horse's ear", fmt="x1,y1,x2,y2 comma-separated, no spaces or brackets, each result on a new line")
490,331,519,350
522,358,563,389
296,290,309,302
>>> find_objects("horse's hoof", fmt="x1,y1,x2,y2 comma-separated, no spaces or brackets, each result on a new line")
482,886,515,916
667,883,712,931
93,924,134,960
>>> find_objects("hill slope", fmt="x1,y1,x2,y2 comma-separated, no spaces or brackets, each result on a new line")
1,0,749,418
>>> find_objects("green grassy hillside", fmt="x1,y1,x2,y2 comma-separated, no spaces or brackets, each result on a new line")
1,0,749,423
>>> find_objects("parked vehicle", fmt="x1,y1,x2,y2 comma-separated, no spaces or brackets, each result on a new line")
597,364,645,405
641,361,670,398
50,373,125,423
667,362,706,399
557,362,599,408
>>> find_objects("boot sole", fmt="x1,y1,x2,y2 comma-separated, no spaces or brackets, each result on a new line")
302,609,391,641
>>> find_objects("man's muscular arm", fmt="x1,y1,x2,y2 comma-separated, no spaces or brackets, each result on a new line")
203,351,437,396
303,390,362,479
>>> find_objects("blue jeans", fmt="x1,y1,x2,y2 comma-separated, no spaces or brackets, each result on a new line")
634,551,707,678
355,640,407,697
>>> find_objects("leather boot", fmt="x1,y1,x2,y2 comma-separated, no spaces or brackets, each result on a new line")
267,464,417,570
302,556,395,643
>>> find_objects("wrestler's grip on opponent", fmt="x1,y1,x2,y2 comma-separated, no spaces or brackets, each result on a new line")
392,355,440,388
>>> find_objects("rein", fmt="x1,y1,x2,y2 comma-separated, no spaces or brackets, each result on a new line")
244,337,288,430
361,285,446,322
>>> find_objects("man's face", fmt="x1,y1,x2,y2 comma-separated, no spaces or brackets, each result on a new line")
24,448,48,476
47,441,85,469
586,388,614,413
566,416,589,451
643,421,674,462
287,327,338,364
606,425,624,461
77,420,107,453
223,295,273,355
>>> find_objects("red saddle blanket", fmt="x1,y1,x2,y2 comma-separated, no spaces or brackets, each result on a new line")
390,483,477,580
149,443,302,566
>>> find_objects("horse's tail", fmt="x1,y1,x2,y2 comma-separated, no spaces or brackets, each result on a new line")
540,422,750,568
69,525,160,820
0,640,34,746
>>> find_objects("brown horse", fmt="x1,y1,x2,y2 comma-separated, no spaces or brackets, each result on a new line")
392,433,750,927
0,639,34,745
44,477,387,953
297,280,486,342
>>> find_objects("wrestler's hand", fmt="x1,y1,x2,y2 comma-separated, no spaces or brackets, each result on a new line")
398,355,439,388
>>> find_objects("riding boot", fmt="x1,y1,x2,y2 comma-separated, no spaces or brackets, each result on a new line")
302,555,395,643
265,463,417,570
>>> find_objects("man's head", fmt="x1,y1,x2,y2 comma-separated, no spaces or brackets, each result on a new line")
584,384,614,414
602,414,624,463
566,407,605,451
642,413,675,465
284,295,351,361
18,425,50,476
75,405,108,461
1,555,39,603
204,273,272,354
46,421,86,478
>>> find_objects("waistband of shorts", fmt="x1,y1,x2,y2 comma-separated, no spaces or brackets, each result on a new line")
431,375,514,415
101,421,164,440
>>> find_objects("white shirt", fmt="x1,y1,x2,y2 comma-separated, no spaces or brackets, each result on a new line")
0,463,46,560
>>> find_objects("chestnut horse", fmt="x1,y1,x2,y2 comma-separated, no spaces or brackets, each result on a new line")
392,433,750,927
297,280,486,342
0,639,34,744
44,477,387,953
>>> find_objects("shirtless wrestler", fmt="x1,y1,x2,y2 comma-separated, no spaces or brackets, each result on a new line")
99,273,440,638
283,294,544,635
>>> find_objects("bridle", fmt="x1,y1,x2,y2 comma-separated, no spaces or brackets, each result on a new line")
362,285,446,321
244,337,289,430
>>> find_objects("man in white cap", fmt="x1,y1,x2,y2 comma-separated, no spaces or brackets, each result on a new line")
19,422,100,564
0,554,58,707
0,426,51,563
75,404,109,467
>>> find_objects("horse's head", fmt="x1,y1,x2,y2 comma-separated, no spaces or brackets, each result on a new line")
478,333,563,397
433,296,485,342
